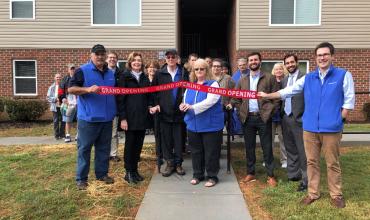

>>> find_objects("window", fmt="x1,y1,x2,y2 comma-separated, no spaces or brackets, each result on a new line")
10,0,35,19
261,60,309,75
92,0,141,25
117,60,127,70
13,60,37,96
270,0,320,25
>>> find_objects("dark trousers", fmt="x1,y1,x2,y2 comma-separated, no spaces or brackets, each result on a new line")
188,130,222,179
76,119,112,182
282,114,307,184
124,130,146,172
160,121,183,165
53,107,65,138
243,115,274,177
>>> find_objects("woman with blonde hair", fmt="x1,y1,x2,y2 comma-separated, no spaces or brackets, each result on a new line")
271,63,288,168
180,59,224,187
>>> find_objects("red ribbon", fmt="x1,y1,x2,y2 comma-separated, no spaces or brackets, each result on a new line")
99,81,258,99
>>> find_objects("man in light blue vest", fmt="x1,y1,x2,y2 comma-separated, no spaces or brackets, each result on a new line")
258,42,355,208
69,44,117,190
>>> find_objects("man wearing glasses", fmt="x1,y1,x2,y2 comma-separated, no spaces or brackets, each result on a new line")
258,42,355,208
150,49,189,177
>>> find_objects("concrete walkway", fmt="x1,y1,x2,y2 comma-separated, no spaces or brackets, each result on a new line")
135,152,252,220
0,133,369,146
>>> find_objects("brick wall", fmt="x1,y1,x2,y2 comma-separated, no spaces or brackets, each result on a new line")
0,48,165,99
232,49,370,122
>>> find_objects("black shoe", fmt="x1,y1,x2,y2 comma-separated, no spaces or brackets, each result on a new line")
175,165,186,176
288,177,302,182
297,182,307,192
109,156,121,162
97,175,114,184
124,172,138,184
162,161,175,177
133,171,144,181
76,181,88,190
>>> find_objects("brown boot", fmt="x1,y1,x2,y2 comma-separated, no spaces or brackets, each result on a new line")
162,161,175,177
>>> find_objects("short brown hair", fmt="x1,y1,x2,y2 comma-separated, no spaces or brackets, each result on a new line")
126,52,144,72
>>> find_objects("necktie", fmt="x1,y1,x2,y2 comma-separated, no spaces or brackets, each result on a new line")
284,75,294,116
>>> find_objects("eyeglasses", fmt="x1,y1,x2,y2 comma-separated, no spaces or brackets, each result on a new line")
316,53,331,58
212,65,221,68
166,56,176,59
194,68,206,71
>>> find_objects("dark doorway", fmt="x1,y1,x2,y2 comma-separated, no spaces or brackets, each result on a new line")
180,0,233,61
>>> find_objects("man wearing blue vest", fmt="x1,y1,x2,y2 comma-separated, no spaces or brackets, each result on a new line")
69,44,116,190
258,42,355,208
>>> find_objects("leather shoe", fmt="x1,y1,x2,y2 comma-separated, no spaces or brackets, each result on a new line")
288,177,301,182
133,171,144,181
267,176,277,187
76,181,88,190
330,197,346,208
243,174,256,183
297,182,307,192
162,161,175,177
175,165,186,176
97,175,114,184
300,196,318,206
124,172,138,184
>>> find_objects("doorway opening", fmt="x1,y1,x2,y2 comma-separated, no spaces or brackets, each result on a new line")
179,0,234,61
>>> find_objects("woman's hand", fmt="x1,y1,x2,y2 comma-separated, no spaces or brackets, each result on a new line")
120,120,128,131
149,105,160,114
179,103,192,112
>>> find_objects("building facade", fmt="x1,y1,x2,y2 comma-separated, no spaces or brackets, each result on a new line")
0,0,369,121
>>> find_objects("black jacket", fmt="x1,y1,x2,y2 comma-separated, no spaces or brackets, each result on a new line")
151,64,189,123
117,70,151,130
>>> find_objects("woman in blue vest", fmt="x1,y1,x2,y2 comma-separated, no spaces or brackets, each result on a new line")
180,59,224,187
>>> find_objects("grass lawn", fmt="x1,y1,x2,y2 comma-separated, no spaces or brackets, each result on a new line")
231,144,370,220
0,121,369,137
0,143,156,219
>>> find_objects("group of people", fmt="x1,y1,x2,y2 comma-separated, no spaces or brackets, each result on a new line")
49,41,354,209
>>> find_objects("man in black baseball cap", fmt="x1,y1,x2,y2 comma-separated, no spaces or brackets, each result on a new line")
165,49,178,56
91,44,107,54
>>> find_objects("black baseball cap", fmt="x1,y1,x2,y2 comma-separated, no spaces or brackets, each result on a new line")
91,44,106,53
165,49,178,56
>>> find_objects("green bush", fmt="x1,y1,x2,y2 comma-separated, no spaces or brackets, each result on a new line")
363,103,370,121
0,98,4,113
5,99,48,121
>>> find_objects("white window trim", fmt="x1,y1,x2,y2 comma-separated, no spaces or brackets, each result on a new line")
13,59,38,96
9,0,35,20
118,59,127,68
269,0,321,26
90,0,142,26
262,60,310,73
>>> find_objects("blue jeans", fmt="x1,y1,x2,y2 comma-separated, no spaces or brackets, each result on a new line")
76,119,113,182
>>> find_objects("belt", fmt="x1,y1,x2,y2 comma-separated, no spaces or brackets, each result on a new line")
248,112,260,116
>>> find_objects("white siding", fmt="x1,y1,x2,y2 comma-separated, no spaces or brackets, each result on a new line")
0,0,176,48
238,0,370,49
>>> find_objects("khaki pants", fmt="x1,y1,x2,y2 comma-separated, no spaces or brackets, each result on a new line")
303,131,342,199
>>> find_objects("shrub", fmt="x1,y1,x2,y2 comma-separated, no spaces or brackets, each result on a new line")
5,99,48,121
363,103,370,121
0,98,4,113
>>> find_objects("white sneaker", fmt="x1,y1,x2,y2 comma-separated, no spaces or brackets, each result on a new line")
281,161,287,168
65,134,71,143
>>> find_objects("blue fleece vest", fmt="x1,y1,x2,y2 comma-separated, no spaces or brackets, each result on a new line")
303,65,346,132
184,80,224,132
77,62,117,122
